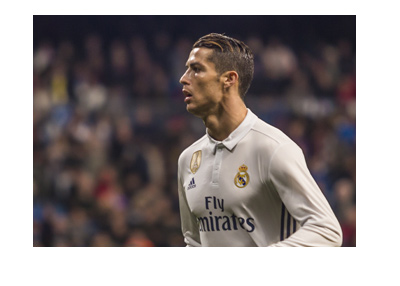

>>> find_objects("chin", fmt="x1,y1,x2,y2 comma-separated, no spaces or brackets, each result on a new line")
186,104,196,114
186,104,202,118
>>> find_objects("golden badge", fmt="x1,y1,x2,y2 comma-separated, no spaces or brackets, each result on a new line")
190,150,202,174
234,164,250,188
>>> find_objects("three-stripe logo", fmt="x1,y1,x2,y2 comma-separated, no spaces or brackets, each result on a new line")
280,203,298,240
187,178,196,190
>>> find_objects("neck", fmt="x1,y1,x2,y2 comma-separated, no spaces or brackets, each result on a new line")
203,95,247,141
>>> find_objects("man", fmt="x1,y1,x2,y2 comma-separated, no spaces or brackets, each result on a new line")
177,33,342,246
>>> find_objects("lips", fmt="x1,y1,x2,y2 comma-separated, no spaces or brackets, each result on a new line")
182,89,193,103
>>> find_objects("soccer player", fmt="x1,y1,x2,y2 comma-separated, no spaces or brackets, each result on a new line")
177,33,342,246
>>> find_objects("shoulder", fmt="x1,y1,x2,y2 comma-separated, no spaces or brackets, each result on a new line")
248,118,306,180
251,118,292,144
247,117,300,154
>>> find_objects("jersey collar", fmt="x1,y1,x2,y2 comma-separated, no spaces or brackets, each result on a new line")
206,109,258,154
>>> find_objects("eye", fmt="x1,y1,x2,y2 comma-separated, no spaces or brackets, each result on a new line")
192,67,200,73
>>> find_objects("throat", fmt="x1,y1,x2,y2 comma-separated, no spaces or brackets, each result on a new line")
204,108,248,141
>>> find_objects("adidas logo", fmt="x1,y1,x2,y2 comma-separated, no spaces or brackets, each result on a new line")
187,178,196,190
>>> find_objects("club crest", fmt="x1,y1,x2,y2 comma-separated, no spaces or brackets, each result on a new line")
190,150,202,174
234,164,250,188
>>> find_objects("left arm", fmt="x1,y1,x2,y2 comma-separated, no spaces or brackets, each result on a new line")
267,143,342,247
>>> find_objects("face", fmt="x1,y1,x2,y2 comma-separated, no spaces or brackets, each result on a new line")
180,47,224,117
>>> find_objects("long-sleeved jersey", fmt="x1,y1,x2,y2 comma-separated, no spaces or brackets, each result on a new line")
177,109,342,246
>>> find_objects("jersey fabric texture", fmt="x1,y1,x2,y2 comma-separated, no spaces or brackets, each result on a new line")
177,109,342,247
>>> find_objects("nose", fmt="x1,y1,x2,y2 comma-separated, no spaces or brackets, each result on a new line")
180,69,189,85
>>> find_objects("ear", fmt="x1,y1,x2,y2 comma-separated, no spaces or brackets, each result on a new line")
222,71,239,89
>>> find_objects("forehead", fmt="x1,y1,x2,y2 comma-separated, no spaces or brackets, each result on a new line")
186,47,214,66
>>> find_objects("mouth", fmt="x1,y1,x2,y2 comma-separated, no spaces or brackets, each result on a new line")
182,89,193,103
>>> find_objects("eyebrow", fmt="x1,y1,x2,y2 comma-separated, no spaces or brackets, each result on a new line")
185,61,205,68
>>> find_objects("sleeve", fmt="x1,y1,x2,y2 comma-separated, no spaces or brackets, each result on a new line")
267,143,343,247
177,155,201,247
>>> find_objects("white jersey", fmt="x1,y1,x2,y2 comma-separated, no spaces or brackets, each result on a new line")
177,109,342,246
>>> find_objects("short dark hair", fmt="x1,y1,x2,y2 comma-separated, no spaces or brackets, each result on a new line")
193,33,254,98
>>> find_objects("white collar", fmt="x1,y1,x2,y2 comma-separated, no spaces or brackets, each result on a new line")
206,109,258,154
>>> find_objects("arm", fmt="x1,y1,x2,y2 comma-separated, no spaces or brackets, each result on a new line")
177,157,201,247
267,143,342,247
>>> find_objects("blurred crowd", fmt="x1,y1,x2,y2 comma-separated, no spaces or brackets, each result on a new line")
33,24,356,247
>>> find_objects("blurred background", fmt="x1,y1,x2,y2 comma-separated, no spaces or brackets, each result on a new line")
33,15,356,247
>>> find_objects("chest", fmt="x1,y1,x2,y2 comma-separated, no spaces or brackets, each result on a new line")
182,144,267,217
